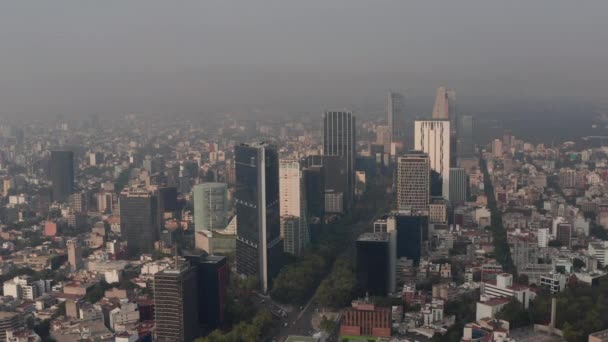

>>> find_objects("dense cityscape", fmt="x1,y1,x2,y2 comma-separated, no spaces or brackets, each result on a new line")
0,85,608,342
4,2,608,342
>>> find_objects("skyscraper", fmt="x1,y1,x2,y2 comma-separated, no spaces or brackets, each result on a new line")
119,189,162,257
388,92,406,147
66,239,83,272
414,120,451,199
50,150,74,203
183,252,230,332
449,167,469,205
235,142,283,293
302,164,325,221
279,159,309,256
397,152,430,213
194,183,228,232
154,263,199,342
356,232,392,296
431,86,455,120
323,111,356,209
390,214,427,265
456,115,474,159
492,139,503,157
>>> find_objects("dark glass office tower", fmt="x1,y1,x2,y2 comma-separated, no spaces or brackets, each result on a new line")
356,232,390,296
50,150,74,203
301,155,346,213
235,142,283,293
456,115,474,159
394,214,427,265
119,189,161,257
388,92,406,147
184,252,230,332
323,111,356,209
449,167,469,205
154,264,199,342
302,165,325,220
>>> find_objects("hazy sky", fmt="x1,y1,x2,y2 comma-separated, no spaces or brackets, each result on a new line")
1,1,608,119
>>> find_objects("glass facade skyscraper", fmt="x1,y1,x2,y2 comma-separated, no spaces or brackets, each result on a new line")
50,150,74,203
323,111,356,209
388,92,406,148
456,115,474,159
235,142,283,293
119,189,161,257
193,182,228,232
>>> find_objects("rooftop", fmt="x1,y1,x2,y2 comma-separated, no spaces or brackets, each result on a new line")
357,232,389,242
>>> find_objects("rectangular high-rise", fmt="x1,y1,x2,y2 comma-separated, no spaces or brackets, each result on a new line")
449,167,468,205
323,111,356,209
183,252,230,332
279,159,309,256
397,152,430,214
388,92,406,148
356,232,392,296
154,264,199,342
67,239,83,272
414,120,451,199
119,189,162,257
194,183,228,232
390,214,427,265
456,115,474,159
235,142,283,293
431,86,455,120
302,165,325,221
50,150,74,203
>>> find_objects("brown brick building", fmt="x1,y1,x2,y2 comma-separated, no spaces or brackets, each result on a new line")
340,299,391,338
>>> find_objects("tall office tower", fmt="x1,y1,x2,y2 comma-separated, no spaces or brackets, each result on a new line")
356,232,393,296
184,252,230,332
302,155,347,213
388,92,406,147
397,152,430,213
158,186,178,212
323,111,356,209
456,115,474,159
194,183,228,232
279,159,309,256
389,214,427,265
302,165,325,221
431,86,456,120
556,223,573,248
50,150,74,203
235,143,283,293
154,264,199,342
414,120,451,199
119,189,162,257
449,167,469,205
492,139,503,158
68,191,87,213
66,239,83,272
375,125,392,155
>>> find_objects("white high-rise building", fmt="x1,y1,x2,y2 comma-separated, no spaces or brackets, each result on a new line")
397,152,430,213
415,120,451,199
537,228,550,248
279,159,309,256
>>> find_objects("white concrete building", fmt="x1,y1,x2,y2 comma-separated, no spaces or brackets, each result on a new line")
415,120,450,199
279,159,309,256
481,273,535,309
